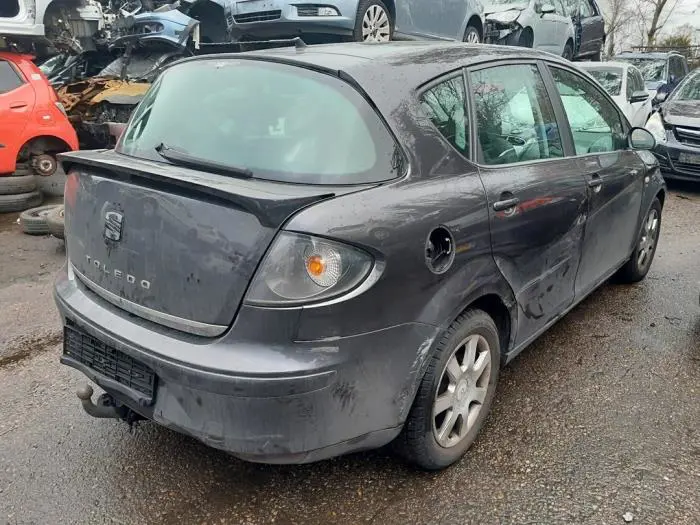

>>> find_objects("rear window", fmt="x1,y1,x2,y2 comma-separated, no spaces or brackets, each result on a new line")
586,68,622,96
0,1,20,17
118,59,404,185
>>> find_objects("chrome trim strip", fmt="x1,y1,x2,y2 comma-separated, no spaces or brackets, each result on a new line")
676,127,700,137
71,264,227,337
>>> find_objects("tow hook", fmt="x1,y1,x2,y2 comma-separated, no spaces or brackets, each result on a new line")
76,384,124,419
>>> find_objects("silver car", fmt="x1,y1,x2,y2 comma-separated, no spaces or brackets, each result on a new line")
227,0,485,43
484,0,575,59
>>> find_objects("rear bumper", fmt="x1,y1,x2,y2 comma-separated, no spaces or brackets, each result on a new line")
653,141,700,181
54,265,437,463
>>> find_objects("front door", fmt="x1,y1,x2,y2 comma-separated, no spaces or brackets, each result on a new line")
548,66,645,295
469,62,589,346
535,0,570,55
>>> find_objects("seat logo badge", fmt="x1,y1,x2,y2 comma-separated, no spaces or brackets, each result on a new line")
104,211,124,241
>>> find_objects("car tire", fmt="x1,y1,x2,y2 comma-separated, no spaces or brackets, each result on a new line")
12,163,33,177
0,191,43,213
616,198,662,283
463,24,481,44
395,309,501,470
19,204,60,235
0,175,37,195
353,0,393,42
563,40,574,60
47,205,65,240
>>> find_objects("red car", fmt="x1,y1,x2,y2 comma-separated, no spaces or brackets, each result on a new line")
0,51,78,177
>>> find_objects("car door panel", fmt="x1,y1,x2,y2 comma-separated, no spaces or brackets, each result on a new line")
578,1,604,56
548,66,645,296
469,62,588,346
0,59,35,174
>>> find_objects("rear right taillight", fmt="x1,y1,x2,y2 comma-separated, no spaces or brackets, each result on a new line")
245,232,374,306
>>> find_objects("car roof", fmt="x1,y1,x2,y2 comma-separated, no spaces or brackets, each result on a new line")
183,41,572,107
579,61,631,70
616,52,681,59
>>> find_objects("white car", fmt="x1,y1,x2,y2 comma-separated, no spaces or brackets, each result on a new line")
578,61,653,128
483,0,575,59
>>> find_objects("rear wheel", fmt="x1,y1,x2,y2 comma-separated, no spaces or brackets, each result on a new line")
395,309,501,470
353,0,393,42
616,198,662,283
563,40,574,60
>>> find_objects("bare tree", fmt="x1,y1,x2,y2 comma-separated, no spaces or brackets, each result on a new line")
638,0,680,45
602,0,634,56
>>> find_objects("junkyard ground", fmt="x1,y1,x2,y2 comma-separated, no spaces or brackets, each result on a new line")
0,184,698,525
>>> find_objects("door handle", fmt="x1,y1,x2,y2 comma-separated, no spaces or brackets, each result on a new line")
9,102,27,109
588,175,603,193
493,197,520,212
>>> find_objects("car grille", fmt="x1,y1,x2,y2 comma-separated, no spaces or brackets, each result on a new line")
674,126,700,147
673,159,700,174
63,323,156,399
233,10,282,23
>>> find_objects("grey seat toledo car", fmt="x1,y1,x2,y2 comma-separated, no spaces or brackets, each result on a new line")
56,41,665,470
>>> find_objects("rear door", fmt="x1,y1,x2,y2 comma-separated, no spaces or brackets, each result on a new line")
537,1,571,54
468,60,589,347
547,65,645,296
0,58,35,172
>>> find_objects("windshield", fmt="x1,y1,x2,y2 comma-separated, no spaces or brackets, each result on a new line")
586,68,623,96
118,59,403,185
620,58,666,83
671,72,700,101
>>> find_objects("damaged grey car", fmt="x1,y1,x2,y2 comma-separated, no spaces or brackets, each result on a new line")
55,41,665,470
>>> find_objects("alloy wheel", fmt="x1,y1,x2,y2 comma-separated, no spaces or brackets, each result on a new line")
432,334,492,448
637,207,659,269
464,29,480,44
362,5,391,42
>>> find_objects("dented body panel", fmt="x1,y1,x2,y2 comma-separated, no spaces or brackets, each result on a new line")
54,43,665,463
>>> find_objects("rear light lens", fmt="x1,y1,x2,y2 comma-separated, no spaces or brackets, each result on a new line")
245,232,373,306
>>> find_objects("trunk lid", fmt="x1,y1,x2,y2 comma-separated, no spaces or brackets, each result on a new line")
60,149,362,337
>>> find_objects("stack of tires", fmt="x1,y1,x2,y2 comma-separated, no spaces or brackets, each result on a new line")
0,163,43,214
19,204,65,240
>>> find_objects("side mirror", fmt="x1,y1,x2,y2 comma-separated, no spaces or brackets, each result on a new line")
629,127,656,150
630,91,649,104
540,3,556,15
654,91,668,103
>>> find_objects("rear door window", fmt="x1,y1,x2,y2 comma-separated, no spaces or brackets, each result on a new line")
420,75,469,156
0,60,25,93
470,64,564,166
118,59,404,185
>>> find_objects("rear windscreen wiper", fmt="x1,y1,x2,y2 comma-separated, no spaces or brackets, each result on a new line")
155,143,253,179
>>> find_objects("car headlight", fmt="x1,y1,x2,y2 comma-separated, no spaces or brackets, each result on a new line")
486,10,521,24
245,232,374,306
645,112,666,144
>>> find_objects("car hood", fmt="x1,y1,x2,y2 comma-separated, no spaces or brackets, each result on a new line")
661,100,700,127
484,3,528,16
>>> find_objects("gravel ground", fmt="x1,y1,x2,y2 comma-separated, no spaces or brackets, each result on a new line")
0,184,698,525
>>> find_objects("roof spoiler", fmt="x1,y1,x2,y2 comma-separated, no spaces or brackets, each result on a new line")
194,37,307,55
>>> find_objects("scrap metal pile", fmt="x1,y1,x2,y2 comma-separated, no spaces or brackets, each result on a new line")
3,0,231,148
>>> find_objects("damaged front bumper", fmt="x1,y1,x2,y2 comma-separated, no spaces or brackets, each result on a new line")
484,20,522,45
54,266,438,464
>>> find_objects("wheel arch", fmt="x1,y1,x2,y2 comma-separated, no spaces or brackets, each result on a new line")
18,135,73,160
464,15,483,40
381,0,396,23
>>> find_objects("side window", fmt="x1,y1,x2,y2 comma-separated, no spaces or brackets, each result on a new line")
470,64,564,166
0,60,25,94
579,0,593,17
669,57,684,81
420,76,469,155
550,67,626,155
625,71,635,100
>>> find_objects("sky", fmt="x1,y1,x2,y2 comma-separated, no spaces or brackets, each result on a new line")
599,0,700,48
